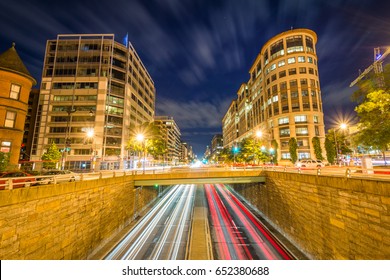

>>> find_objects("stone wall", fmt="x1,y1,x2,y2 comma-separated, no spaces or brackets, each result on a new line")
0,176,157,259
233,172,389,259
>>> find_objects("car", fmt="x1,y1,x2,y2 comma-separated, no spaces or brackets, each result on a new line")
36,170,80,185
0,171,36,189
295,159,325,168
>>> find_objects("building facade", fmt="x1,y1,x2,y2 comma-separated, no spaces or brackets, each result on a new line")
0,43,36,168
31,34,155,170
153,116,181,165
222,29,326,163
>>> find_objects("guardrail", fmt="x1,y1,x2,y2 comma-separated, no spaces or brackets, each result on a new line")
0,165,389,190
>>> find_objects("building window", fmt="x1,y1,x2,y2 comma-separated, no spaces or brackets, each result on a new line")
5,111,16,128
298,56,305,63
281,152,290,159
298,152,310,159
288,68,297,75
278,60,285,67
299,67,307,74
0,141,11,153
278,117,289,125
286,35,304,53
279,70,286,78
295,115,307,123
307,57,313,63
315,126,320,136
308,68,314,74
296,126,309,135
300,78,308,86
288,57,296,64
279,128,290,137
314,115,319,123
10,84,21,100
291,91,298,98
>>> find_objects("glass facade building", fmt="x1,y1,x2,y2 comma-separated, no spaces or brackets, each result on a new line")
31,34,155,170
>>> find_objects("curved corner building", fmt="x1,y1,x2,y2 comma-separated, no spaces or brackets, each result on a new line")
223,28,326,162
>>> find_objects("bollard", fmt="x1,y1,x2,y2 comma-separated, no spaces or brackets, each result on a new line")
80,174,84,181
317,167,321,175
284,166,287,172
298,167,301,174
346,168,351,178
99,172,103,179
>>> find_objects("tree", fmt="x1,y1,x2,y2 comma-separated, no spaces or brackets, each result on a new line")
0,152,10,172
41,142,62,169
288,137,298,163
325,136,336,164
354,90,390,164
127,122,168,165
312,137,324,160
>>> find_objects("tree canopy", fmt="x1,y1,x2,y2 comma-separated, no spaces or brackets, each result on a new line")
354,90,390,160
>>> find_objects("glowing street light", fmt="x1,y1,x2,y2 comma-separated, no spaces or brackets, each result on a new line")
334,123,348,165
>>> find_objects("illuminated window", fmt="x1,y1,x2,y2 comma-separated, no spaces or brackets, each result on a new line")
5,111,16,128
278,117,289,125
288,57,296,64
0,141,11,153
281,152,290,159
295,115,307,123
278,60,285,67
296,126,309,135
10,84,21,99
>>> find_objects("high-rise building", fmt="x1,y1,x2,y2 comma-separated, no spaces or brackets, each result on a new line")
31,34,155,170
153,116,181,165
0,43,36,168
222,29,326,163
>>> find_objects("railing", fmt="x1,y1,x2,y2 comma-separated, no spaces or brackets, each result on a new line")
0,165,389,190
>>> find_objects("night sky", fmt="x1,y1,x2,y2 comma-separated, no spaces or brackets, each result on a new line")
1,0,389,157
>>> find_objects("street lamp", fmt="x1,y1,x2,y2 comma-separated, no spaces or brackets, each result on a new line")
136,133,146,173
61,107,76,170
334,123,348,165
86,128,95,171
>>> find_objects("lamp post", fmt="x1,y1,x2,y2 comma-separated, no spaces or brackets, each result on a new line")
86,128,95,172
334,123,347,165
61,108,76,170
136,133,146,174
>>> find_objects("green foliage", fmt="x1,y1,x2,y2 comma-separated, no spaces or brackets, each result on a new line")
312,137,324,160
325,137,336,164
288,138,298,163
0,152,10,172
41,142,62,169
354,90,390,160
127,122,168,160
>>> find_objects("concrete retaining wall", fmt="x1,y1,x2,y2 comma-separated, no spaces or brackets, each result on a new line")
233,172,390,259
0,176,157,259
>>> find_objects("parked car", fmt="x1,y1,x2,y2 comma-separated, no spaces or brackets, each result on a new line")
295,159,325,168
0,171,36,189
36,170,80,185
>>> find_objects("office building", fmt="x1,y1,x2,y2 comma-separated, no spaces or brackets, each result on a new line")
31,34,155,170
